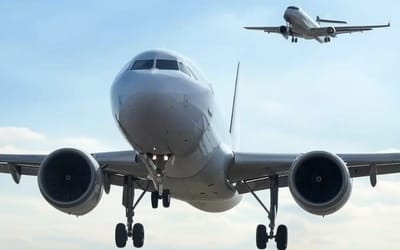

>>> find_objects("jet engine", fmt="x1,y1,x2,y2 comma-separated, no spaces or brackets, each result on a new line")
279,25,289,35
326,26,337,37
38,148,103,216
288,151,352,216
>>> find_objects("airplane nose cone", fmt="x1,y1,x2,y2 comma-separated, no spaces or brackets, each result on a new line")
111,71,209,156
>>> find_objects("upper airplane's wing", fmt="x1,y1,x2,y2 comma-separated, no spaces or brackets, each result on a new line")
0,150,153,189
244,26,282,34
311,23,390,36
228,152,400,194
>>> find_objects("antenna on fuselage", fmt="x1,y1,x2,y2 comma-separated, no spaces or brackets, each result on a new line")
229,62,240,150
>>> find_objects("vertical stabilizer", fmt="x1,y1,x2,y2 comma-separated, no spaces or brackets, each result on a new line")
229,62,240,150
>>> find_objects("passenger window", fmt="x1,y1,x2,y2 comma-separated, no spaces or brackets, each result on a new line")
156,60,179,70
178,62,192,77
131,60,154,70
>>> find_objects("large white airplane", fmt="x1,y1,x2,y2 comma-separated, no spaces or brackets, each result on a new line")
245,6,390,43
1,49,400,250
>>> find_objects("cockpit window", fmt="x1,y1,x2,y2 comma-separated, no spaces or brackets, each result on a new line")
178,62,192,77
186,66,198,80
287,6,299,10
156,59,179,70
131,59,154,70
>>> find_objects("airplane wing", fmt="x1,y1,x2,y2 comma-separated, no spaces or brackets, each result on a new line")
228,152,400,194
0,150,154,190
311,23,390,36
244,26,282,34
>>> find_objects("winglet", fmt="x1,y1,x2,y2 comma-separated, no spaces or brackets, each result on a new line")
229,62,240,150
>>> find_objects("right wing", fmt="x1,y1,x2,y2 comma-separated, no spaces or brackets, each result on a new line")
311,23,390,36
228,152,400,194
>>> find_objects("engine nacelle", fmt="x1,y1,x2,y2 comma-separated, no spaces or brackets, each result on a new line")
38,148,103,216
288,151,352,216
279,25,289,35
326,26,336,37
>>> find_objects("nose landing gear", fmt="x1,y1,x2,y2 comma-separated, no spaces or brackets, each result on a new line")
244,175,288,250
151,189,171,208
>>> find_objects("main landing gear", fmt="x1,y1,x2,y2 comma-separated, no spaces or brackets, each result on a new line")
291,37,298,43
244,175,288,250
115,176,149,248
324,37,331,43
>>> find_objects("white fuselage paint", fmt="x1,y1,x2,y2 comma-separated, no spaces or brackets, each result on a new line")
111,49,242,212
283,7,321,40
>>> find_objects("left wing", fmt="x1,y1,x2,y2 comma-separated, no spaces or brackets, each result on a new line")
0,150,152,189
311,23,390,36
244,26,282,34
228,152,400,194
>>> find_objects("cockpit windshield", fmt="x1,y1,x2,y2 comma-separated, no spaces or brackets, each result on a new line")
156,59,179,70
287,6,299,10
131,59,154,70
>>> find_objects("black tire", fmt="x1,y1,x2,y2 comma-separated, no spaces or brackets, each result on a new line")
151,191,158,209
133,223,144,248
162,189,171,208
115,223,127,248
256,224,268,249
276,224,288,250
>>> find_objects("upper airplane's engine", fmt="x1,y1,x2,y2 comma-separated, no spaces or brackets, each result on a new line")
288,151,352,216
326,26,337,37
279,25,289,35
38,148,103,216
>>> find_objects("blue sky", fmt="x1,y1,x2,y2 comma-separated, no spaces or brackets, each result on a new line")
0,1,399,249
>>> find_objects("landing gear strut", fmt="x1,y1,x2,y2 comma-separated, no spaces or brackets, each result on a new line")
244,175,288,250
115,176,149,248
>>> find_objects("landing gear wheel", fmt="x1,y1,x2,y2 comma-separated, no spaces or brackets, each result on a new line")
151,191,158,209
275,224,288,250
133,223,144,248
162,189,171,208
115,223,128,248
256,224,268,249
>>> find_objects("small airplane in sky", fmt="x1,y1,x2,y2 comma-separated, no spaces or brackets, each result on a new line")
245,6,390,43
1,49,400,250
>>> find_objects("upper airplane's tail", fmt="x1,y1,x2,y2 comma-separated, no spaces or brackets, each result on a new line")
316,16,347,24
229,62,240,150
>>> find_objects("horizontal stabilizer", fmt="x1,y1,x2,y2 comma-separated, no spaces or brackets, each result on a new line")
316,16,347,24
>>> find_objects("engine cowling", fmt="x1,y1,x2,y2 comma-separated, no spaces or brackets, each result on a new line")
38,148,103,216
288,151,352,216
326,26,336,37
279,25,289,35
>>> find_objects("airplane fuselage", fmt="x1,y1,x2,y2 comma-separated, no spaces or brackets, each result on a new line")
111,50,242,212
283,7,320,40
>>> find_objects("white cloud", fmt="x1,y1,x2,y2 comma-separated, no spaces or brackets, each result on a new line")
0,127,46,143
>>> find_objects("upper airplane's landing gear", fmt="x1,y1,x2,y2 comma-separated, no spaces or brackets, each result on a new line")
291,37,298,43
244,175,288,250
324,37,331,43
115,176,149,248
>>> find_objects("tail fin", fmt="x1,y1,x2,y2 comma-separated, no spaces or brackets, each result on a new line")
229,62,240,150
316,16,347,24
